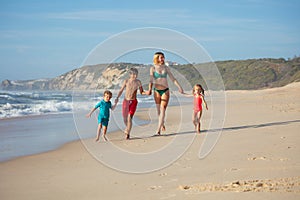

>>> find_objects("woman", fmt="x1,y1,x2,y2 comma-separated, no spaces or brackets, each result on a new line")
148,52,184,135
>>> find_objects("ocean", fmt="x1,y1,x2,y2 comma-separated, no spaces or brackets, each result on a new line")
0,90,191,162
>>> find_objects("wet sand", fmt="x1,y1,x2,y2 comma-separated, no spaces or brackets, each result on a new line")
0,83,299,200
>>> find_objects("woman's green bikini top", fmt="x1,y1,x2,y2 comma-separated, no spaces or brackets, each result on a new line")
153,70,168,79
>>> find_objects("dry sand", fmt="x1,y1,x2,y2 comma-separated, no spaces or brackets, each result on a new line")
0,82,300,200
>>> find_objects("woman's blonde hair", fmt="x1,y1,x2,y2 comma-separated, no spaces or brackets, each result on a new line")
153,52,165,65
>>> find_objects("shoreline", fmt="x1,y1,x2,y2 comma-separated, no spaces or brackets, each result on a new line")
1,82,299,199
0,91,191,162
1,82,299,161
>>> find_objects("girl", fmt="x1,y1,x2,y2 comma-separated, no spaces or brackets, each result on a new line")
185,84,208,133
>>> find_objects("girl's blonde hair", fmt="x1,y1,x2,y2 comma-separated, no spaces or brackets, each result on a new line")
193,84,205,95
153,52,165,65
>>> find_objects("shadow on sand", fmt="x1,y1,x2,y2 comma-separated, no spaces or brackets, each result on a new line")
129,119,300,140
105,119,300,142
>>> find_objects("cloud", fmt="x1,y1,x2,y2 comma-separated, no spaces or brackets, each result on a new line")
46,9,190,25
0,29,111,39
45,9,258,27
1,8,261,41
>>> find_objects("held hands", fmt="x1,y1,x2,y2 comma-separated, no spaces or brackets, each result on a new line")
145,90,152,95
178,87,184,94
182,92,193,97
141,90,152,95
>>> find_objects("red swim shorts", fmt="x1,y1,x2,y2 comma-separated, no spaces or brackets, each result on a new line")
122,99,138,119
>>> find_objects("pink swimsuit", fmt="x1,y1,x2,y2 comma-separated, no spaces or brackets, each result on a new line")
193,95,203,113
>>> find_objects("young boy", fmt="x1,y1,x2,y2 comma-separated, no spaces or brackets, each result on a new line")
86,90,117,142
115,68,149,139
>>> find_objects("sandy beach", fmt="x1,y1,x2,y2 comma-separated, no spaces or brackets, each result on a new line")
0,82,300,200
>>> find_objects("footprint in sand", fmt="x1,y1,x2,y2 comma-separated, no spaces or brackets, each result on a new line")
248,156,267,161
159,172,168,176
279,158,289,161
149,185,162,190
178,185,191,190
224,168,239,172
166,178,178,183
160,194,176,199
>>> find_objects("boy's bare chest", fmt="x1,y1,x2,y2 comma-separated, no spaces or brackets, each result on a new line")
126,80,139,90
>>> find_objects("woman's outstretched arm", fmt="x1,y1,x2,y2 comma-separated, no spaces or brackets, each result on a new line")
166,66,184,93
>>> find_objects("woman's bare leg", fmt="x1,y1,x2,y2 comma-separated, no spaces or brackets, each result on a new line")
154,92,161,115
157,91,169,134
154,92,161,134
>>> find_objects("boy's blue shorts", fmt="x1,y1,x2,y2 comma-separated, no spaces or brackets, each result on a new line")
98,117,109,127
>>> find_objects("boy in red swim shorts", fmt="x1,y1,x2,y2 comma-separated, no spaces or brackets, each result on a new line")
115,68,150,139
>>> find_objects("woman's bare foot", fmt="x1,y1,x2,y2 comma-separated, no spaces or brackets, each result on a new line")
154,131,161,136
95,137,100,142
162,125,166,131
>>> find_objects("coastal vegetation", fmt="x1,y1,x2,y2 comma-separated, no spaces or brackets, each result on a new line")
1,57,299,91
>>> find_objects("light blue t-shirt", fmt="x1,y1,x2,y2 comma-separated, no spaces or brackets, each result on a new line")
95,100,112,119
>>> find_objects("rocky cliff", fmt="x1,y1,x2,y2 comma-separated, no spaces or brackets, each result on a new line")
1,63,149,91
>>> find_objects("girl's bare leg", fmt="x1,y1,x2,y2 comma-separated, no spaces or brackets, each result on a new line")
192,111,197,131
196,123,200,134
95,124,102,141
197,111,203,134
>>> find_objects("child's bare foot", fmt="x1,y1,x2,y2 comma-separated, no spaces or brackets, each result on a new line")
124,130,130,140
102,135,108,141
196,123,201,134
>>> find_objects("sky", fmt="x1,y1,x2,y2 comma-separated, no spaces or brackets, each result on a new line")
0,0,299,81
